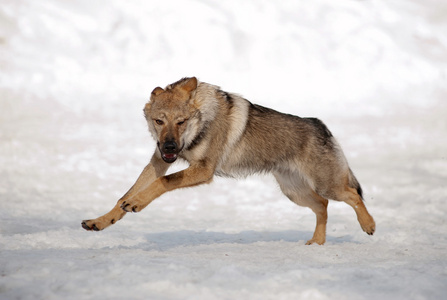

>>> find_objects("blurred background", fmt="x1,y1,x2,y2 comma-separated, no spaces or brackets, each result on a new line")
2,0,446,111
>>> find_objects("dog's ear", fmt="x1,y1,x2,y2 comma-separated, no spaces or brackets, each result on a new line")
151,87,165,96
143,102,151,119
180,77,198,93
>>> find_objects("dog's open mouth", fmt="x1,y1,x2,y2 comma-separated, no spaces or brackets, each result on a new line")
158,141,182,163
162,153,178,163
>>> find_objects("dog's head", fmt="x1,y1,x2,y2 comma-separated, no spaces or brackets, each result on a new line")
144,77,200,163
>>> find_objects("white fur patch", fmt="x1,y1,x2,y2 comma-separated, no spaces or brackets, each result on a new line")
193,82,219,123
227,97,250,148
180,81,219,151
217,96,249,169
181,117,201,148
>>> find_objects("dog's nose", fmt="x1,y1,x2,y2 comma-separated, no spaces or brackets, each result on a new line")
163,141,178,153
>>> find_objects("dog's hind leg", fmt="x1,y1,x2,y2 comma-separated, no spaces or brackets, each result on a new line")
332,174,375,236
274,172,329,245
304,192,329,245
334,186,375,236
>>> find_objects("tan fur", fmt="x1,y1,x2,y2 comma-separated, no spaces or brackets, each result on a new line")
82,77,375,244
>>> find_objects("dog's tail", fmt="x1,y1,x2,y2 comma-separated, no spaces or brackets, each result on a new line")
348,168,364,200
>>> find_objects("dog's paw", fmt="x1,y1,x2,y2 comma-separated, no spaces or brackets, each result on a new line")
120,200,142,213
359,217,376,236
362,221,376,236
305,237,325,245
81,219,103,231
82,218,116,231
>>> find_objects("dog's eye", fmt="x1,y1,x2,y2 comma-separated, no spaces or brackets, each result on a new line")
155,119,164,125
177,120,185,126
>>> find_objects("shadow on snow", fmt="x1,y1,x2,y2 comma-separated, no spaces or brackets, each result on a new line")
128,230,356,250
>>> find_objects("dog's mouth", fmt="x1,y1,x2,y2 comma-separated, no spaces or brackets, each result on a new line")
161,152,178,163
158,141,182,163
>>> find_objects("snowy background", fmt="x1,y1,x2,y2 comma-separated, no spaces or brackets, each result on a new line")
1,0,446,299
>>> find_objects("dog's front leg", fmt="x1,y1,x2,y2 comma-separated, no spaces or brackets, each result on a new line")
82,153,169,231
120,161,215,213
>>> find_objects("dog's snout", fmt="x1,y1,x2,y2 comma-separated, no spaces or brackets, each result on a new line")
163,141,178,153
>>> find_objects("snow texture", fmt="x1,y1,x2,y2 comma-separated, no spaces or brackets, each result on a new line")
1,0,447,299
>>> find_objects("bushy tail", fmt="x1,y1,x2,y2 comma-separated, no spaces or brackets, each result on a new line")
348,168,364,200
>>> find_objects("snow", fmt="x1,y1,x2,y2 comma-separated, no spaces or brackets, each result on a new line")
1,0,446,299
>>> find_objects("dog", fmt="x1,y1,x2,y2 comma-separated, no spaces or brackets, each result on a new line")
82,77,375,245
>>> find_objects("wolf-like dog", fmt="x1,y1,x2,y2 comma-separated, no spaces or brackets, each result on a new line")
82,77,375,245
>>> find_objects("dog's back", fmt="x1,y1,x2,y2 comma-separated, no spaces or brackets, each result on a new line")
214,98,350,193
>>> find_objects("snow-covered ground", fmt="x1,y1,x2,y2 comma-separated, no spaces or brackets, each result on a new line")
1,0,446,299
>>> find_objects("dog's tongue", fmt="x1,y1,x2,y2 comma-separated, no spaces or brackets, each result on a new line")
163,153,177,159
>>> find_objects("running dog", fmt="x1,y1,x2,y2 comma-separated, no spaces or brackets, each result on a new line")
82,77,375,245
